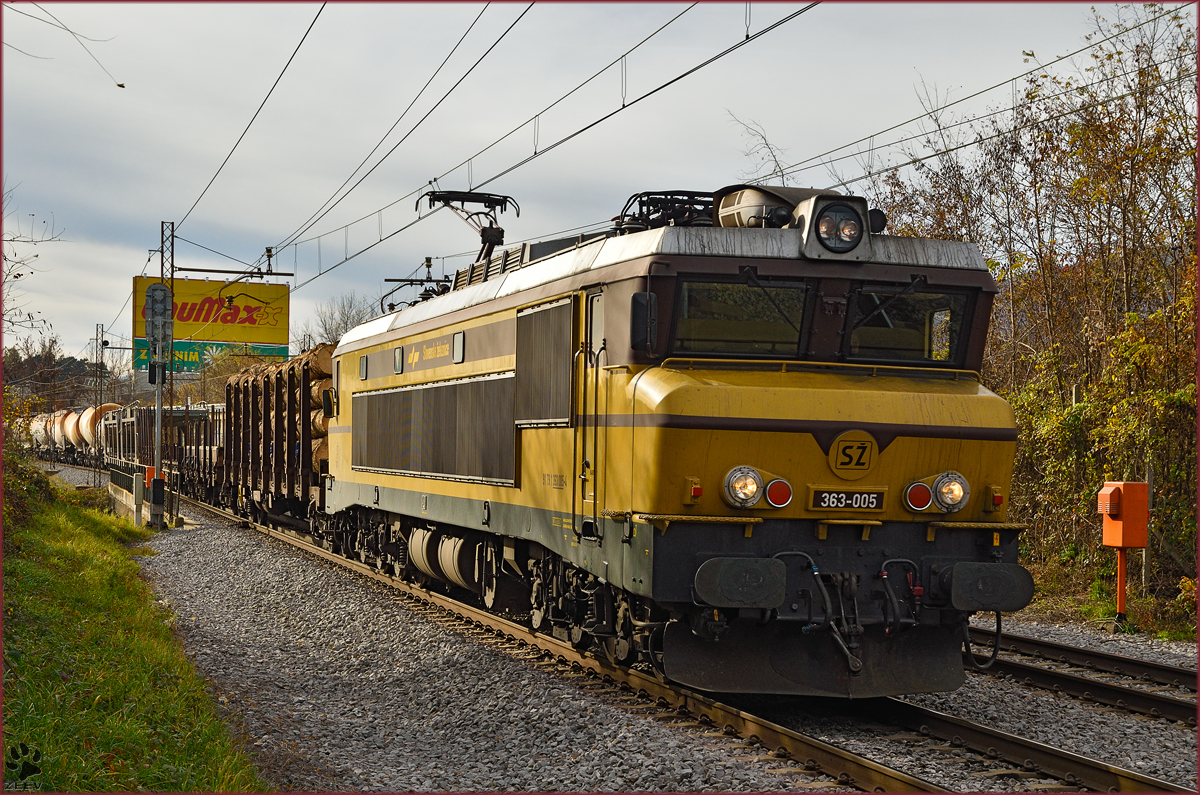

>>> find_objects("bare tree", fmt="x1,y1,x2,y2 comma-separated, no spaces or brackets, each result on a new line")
727,111,792,186
2,185,59,336
2,335,92,409
294,290,379,349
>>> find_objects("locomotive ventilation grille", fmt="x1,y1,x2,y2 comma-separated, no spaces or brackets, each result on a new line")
352,374,516,483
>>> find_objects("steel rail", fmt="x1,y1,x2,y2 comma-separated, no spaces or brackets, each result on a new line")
969,626,1197,691
868,698,1193,793
176,495,943,793
965,652,1197,724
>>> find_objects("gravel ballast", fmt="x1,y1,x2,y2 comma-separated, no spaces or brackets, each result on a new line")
42,464,1200,791
138,509,812,792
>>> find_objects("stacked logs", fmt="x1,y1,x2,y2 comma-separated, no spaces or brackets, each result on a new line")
300,344,333,469
226,343,335,502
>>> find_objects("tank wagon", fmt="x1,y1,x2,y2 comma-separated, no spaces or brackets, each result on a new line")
26,403,121,466
106,184,1035,698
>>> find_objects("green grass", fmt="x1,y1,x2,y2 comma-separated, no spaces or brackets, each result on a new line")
2,484,270,792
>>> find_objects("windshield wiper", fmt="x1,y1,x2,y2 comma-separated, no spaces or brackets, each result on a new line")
739,266,803,337
851,275,927,330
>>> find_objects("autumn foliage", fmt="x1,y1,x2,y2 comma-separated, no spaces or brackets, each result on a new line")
862,5,1196,605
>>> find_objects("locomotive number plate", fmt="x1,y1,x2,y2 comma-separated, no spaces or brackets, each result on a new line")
810,488,886,511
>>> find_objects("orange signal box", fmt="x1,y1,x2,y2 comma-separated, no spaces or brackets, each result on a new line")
1097,481,1148,549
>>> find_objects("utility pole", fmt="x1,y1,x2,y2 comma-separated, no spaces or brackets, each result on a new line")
93,323,104,487
95,323,105,404
161,221,176,525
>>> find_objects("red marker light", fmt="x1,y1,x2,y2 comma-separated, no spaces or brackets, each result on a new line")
765,479,793,508
993,493,1004,506
691,484,703,498
905,482,933,511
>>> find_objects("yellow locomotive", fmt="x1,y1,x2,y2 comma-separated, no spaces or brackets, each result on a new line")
212,185,1033,698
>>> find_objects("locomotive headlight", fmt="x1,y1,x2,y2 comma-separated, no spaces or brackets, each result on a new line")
931,471,970,512
837,216,860,242
724,466,764,508
815,204,864,253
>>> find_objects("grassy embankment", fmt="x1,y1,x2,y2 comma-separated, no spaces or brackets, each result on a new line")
2,457,270,791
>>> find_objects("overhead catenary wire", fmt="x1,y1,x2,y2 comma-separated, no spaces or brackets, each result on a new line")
175,236,257,268
289,3,816,292
750,1,1190,185
466,5,821,192
271,3,492,254
176,3,326,230
769,57,1194,184
283,3,697,252
829,69,1197,191
383,5,1189,298
271,3,532,256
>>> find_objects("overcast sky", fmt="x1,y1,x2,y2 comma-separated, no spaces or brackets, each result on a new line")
4,2,1182,363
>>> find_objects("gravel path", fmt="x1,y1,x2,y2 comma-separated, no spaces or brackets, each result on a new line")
42,462,109,488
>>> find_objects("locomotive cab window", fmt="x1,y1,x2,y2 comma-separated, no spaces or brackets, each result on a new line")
845,284,971,366
672,278,808,357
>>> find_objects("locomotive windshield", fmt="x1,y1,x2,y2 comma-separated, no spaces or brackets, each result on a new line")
846,285,970,365
673,279,807,357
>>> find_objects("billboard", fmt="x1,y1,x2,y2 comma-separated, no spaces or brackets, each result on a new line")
132,276,289,371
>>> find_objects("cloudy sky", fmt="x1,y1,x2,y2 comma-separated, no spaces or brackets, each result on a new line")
3,2,1177,363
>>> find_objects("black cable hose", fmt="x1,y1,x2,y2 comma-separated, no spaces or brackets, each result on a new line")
964,611,1002,670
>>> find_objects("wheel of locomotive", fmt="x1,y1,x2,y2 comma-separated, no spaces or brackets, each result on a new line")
528,558,550,631
602,635,635,666
602,592,636,666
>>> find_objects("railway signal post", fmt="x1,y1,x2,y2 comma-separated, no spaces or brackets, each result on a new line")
145,282,172,530
1097,481,1150,630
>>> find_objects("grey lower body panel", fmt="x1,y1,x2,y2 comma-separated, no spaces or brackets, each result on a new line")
325,477,653,596
663,621,965,697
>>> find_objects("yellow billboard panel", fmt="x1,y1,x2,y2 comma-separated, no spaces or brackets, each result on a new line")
132,276,289,346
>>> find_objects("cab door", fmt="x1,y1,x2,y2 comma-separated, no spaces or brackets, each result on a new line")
576,290,605,541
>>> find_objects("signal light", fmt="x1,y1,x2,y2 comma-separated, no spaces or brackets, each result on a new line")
904,482,933,511
765,479,792,508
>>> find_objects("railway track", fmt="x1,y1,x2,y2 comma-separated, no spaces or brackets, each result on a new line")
965,626,1196,725
969,626,1197,691
166,491,1191,794
963,652,1196,725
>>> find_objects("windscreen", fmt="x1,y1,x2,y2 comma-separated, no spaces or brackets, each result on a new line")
672,280,807,357
847,286,969,365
